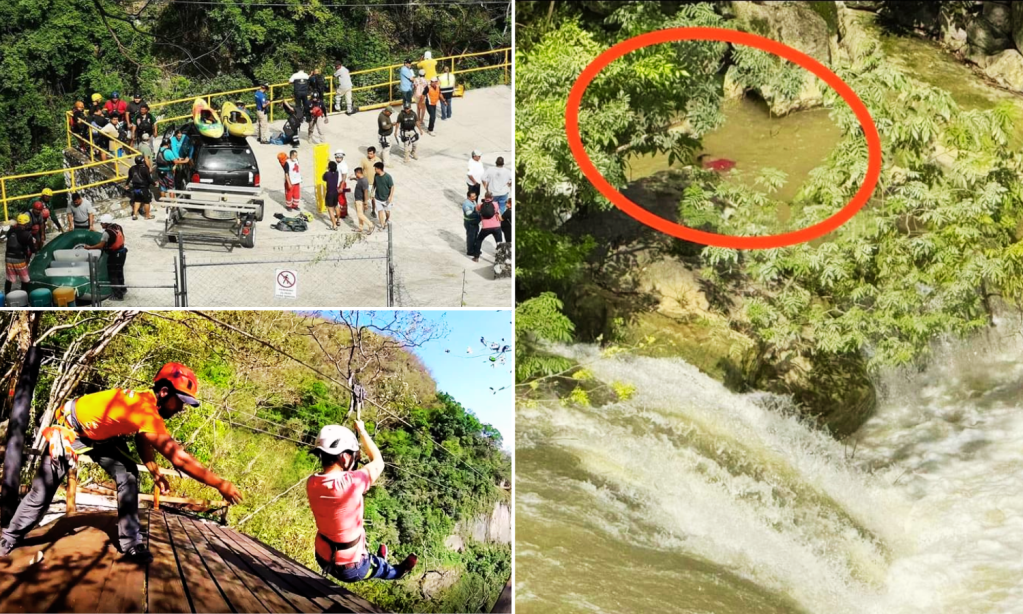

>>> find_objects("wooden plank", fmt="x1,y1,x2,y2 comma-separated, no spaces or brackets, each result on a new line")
165,510,232,613
217,525,384,613
95,514,147,614
201,520,324,613
2,514,116,613
147,510,193,614
176,516,270,613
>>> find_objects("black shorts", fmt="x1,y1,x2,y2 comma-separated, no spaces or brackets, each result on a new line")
130,188,152,204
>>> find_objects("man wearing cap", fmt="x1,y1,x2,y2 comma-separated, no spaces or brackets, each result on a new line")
104,91,127,122
396,101,420,163
0,363,243,564
4,213,35,295
255,84,270,143
307,420,418,583
125,93,145,132
131,103,156,147
466,150,485,196
334,150,350,210
137,132,155,172
399,59,415,107
83,214,128,300
333,62,354,115
377,106,395,162
66,192,96,232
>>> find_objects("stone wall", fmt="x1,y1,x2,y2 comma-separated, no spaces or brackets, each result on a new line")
446,500,511,553
62,149,134,220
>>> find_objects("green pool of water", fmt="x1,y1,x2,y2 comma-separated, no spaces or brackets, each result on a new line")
626,97,843,218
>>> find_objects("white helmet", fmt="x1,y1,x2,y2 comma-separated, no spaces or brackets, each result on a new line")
424,51,432,60
99,214,114,225
334,149,345,158
315,424,359,455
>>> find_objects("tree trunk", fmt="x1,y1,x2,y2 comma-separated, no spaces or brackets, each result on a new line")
1,344,42,527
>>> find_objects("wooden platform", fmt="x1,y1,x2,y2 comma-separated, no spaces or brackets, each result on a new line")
0,509,386,613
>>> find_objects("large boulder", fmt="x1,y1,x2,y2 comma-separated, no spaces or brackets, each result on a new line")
983,48,1023,92
968,15,1013,63
983,1,1014,36
732,2,831,64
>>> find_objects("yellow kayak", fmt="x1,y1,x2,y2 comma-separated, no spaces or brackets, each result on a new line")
192,97,224,139
222,101,255,137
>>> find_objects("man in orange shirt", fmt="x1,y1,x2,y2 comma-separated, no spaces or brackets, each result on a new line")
306,421,417,582
0,363,242,564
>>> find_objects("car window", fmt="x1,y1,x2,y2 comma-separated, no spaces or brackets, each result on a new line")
198,147,257,172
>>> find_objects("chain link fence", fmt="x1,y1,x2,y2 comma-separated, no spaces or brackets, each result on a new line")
178,225,393,307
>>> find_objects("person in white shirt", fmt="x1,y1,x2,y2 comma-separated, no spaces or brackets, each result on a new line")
334,149,350,208
289,69,311,118
333,62,353,114
482,156,513,215
284,149,302,210
466,150,485,197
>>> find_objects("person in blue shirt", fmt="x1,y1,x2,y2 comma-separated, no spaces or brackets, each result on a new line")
255,84,270,144
169,128,192,189
399,59,415,107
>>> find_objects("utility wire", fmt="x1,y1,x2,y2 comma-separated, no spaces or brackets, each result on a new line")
187,311,494,481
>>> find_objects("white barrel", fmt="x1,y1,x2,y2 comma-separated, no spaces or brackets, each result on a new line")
53,249,99,262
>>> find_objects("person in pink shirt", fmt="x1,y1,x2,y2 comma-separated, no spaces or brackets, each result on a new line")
471,191,504,263
306,420,418,582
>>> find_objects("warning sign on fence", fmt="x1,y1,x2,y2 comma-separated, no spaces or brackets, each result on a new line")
275,269,298,299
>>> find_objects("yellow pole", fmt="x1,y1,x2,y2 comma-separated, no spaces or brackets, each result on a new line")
389,66,393,105
270,85,274,123
66,113,72,150
1,179,7,222
89,129,95,163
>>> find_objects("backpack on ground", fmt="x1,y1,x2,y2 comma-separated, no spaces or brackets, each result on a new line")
271,212,309,232
480,200,496,220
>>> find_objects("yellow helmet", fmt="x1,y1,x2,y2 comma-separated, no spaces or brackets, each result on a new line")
17,213,30,225
92,93,102,102
41,188,53,197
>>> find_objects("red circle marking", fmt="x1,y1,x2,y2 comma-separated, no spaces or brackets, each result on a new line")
277,271,295,288
565,27,882,249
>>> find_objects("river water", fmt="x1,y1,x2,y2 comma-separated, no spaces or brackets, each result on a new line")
516,325,1023,613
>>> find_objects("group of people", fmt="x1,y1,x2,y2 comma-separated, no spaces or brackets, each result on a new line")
69,92,157,161
463,153,513,261
278,147,394,233
0,363,418,584
4,189,128,300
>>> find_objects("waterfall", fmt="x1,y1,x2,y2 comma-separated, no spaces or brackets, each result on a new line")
516,331,1023,613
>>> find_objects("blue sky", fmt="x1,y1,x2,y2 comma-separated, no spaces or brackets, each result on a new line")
313,310,514,450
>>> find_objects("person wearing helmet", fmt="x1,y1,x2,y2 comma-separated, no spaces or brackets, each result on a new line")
125,154,155,220
306,421,418,582
66,192,96,231
417,50,438,81
37,188,64,234
396,101,420,163
0,363,243,564
104,91,127,122
83,214,128,299
70,101,90,147
4,213,35,294
90,92,104,115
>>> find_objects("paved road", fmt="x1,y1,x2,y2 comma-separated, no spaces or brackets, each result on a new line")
109,85,512,308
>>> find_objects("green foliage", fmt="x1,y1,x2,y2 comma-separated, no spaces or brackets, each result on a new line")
515,293,576,381
684,38,1023,371
0,0,509,191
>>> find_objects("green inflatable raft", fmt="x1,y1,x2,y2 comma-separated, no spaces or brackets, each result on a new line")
26,229,113,303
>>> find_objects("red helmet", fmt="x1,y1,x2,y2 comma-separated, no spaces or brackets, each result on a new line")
41,209,50,220
153,362,200,406
32,201,44,211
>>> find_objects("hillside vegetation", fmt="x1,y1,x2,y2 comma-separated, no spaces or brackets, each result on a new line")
0,310,510,613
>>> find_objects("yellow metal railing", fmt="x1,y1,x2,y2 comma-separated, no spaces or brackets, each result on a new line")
1,48,509,222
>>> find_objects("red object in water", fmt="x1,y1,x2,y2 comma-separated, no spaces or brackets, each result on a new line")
702,158,736,172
